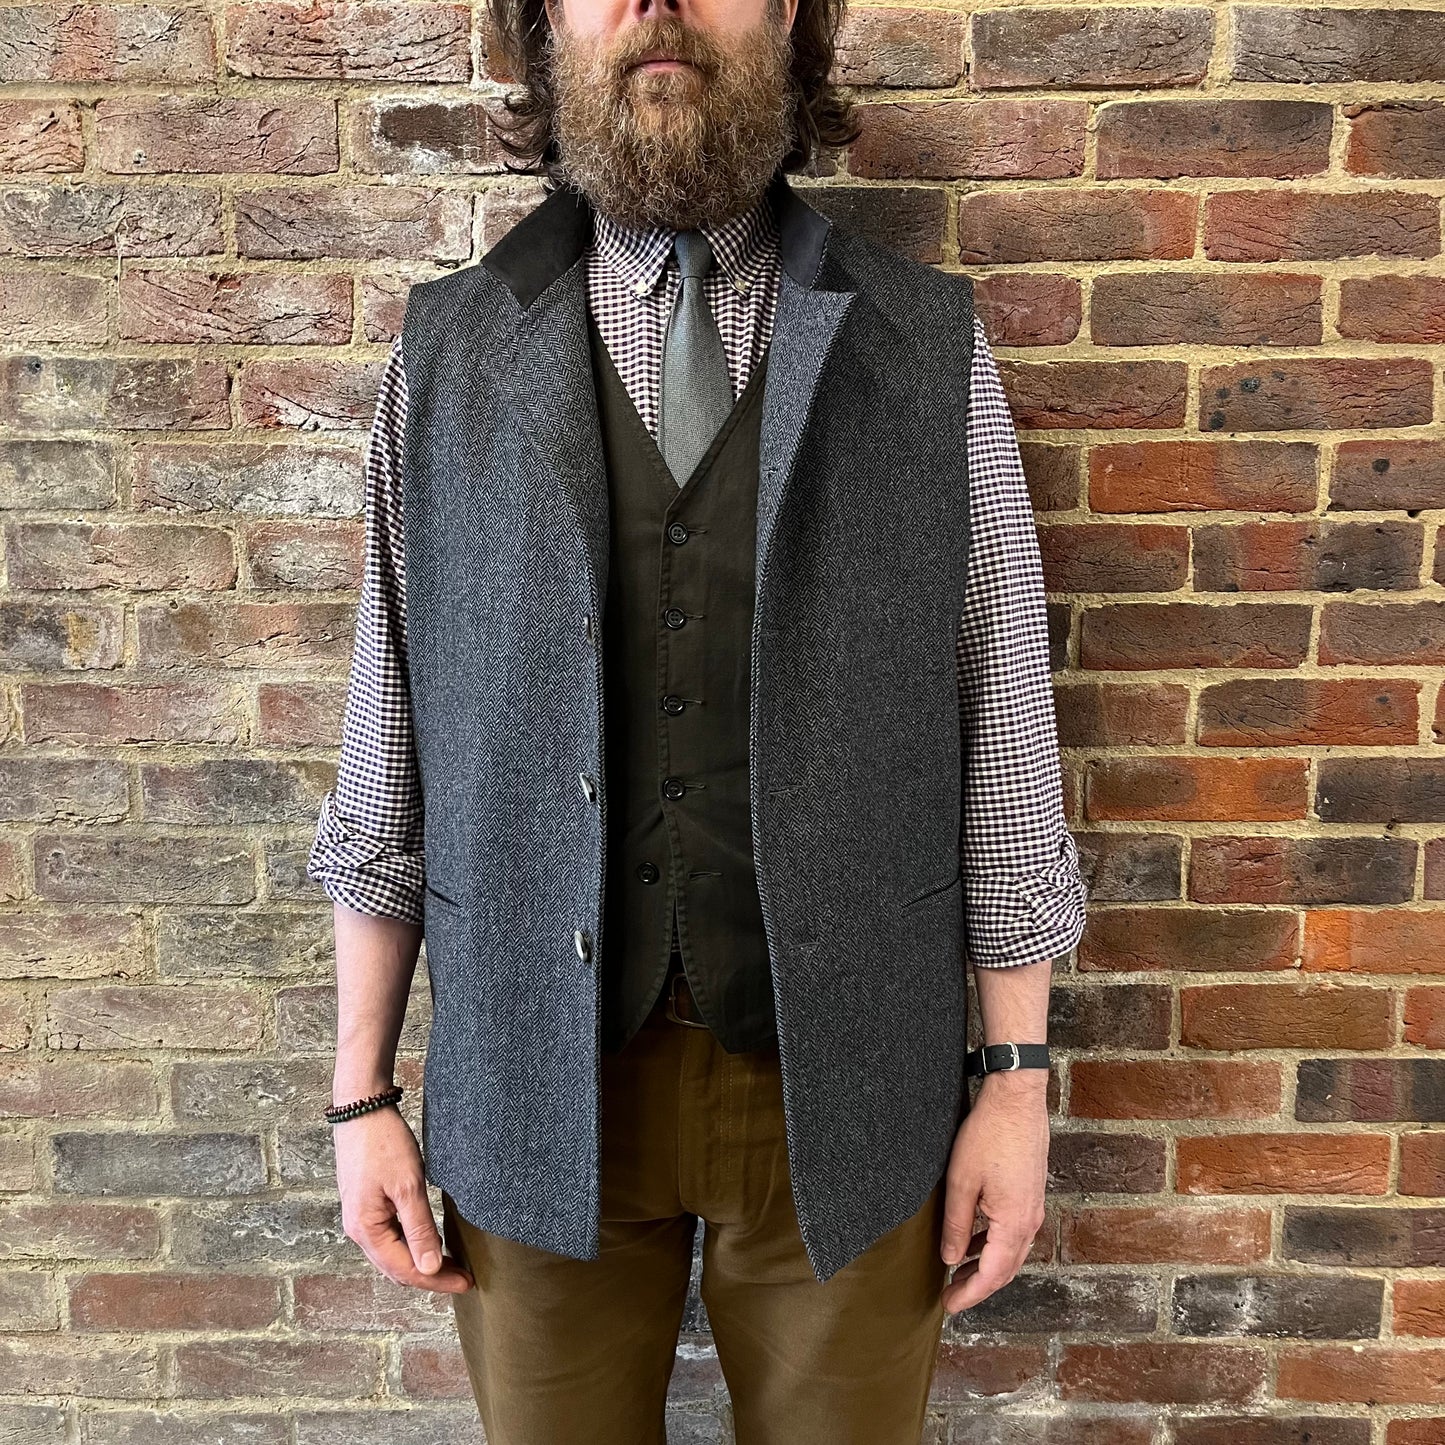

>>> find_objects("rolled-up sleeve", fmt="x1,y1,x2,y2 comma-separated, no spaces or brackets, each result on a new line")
957,313,1088,968
306,337,426,925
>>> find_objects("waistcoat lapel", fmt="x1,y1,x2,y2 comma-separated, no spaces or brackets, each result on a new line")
757,173,858,589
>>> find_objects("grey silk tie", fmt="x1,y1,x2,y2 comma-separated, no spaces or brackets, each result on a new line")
657,229,734,487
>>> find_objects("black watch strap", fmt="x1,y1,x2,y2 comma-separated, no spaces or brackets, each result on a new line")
965,1042,1051,1078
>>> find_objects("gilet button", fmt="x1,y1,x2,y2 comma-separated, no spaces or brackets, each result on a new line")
578,772,597,803
574,928,591,961
637,862,660,884
667,523,689,545
662,776,686,800
663,607,687,629
661,694,685,715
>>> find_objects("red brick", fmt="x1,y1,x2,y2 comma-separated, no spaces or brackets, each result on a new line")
1181,983,1395,1051
1062,1205,1272,1265
1086,756,1308,823
1178,1133,1391,1195
850,99,1086,180
1070,1061,1281,1120
70,1270,281,1329
1059,1341,1266,1403
1305,910,1445,974
1279,1345,1445,1405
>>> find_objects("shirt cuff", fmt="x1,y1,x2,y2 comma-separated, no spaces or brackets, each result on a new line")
964,831,1089,969
307,790,425,926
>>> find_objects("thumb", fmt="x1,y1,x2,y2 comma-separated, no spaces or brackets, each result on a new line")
394,1184,444,1274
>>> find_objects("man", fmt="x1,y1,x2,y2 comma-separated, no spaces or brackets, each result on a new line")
308,0,1088,1438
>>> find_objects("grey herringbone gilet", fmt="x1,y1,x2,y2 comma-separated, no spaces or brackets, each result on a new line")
401,168,976,1284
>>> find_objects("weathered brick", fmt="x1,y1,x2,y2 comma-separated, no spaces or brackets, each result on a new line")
0,184,224,257
1058,1340,1266,1403
45,983,264,1049
1098,100,1332,179
135,599,355,670
350,97,502,176
133,439,361,516
140,759,332,825
1232,7,1445,84
1203,357,1434,433
1062,1205,1272,1265
834,7,963,88
1048,984,1171,1051
1318,758,1445,824
0,100,83,171
21,679,248,748
1339,274,1445,345
94,96,338,174
171,1198,347,1265
974,273,1082,347
1176,1418,1369,1445
1278,1345,1445,1405
8,520,238,591
83,1411,289,1445
236,357,387,430
1094,270,1321,347
849,100,1087,180
1189,835,1415,906
51,1130,266,1194
0,757,128,822
0,270,108,343
224,1,470,80
1389,1421,1445,1445
1181,983,1393,1051
0,1200,160,1259
960,187,1196,265
1284,1205,1445,1266
1298,1059,1445,1124
1038,521,1187,594
70,1269,282,1329
292,1413,483,1445
1086,756,1308,823
1346,100,1445,179
119,268,351,344
1208,186,1445,262
972,7,1210,89
1056,680,1190,750
0,1058,157,1117
1090,439,1318,514
1319,600,1445,665
36,834,256,905
1198,677,1419,748
0,4,215,82
174,1336,383,1397
0,1266,58,1330
257,680,349,747
292,1269,455,1332
1172,1270,1383,1338
1404,987,1445,1049
0,600,125,670
1195,519,1423,592
1074,1059,1285,1121
154,907,332,980
234,185,471,261
0,354,230,431
397,1338,476,1400
170,1056,333,1121
0,1335,158,1396
999,358,1186,431
1178,1133,1391,1195
1078,906,1297,973
275,981,431,1052
928,1340,1049,1400
804,185,946,264
1048,1131,1166,1194
0,439,116,511
245,518,361,593
1081,602,1312,670
1395,1278,1445,1338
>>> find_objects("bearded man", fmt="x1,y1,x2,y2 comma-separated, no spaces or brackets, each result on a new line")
307,0,1089,1439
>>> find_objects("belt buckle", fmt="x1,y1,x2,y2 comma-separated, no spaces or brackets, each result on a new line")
664,965,709,1029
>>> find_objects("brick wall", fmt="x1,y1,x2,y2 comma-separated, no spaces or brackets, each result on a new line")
2,2,1444,1441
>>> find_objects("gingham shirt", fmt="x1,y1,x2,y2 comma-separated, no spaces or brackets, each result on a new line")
307,193,1089,969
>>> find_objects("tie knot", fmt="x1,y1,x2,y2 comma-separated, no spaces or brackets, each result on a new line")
673,229,714,282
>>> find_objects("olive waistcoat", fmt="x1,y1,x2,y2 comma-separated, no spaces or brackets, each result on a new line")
589,315,776,1056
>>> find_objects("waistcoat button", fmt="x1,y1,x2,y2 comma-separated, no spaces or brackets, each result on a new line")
667,523,689,544
574,928,591,961
663,606,687,628
578,772,597,803
660,694,685,715
637,862,660,883
662,776,686,800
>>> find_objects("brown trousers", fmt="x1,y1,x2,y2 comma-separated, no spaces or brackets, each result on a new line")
441,958,950,1444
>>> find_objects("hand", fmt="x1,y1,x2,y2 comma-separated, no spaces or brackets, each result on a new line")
938,1073,1049,1315
334,1104,475,1293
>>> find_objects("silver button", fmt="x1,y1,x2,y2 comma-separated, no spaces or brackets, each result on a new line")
574,928,591,961
584,612,595,644
579,772,597,803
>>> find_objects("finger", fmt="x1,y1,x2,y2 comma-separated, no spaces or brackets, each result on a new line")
392,1182,445,1274
945,1232,1028,1313
358,1219,474,1292
940,1179,983,1266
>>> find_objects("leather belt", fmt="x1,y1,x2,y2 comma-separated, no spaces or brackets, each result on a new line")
663,954,710,1029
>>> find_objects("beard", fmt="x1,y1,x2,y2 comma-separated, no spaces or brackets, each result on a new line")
548,10,798,231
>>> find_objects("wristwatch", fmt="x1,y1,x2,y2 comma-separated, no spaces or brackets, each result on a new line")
965,1042,1051,1078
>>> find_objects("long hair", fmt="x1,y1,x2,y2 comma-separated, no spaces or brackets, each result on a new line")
484,0,860,184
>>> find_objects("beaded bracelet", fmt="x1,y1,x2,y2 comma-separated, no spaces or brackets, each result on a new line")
325,1084,404,1125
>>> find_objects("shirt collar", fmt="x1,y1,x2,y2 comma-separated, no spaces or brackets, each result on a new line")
591,188,779,301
